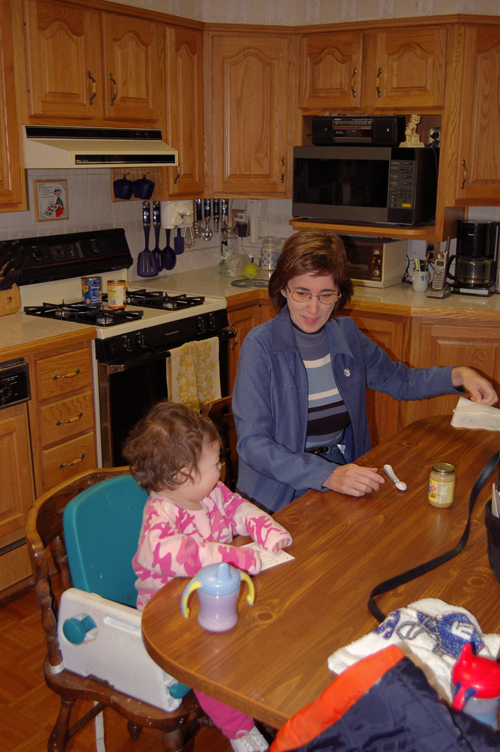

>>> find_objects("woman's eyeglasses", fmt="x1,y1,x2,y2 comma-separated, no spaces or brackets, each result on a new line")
286,287,340,305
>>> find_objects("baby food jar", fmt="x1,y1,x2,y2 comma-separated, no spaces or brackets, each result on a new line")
428,462,455,508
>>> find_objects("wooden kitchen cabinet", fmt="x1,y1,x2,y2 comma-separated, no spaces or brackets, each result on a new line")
0,402,35,592
227,300,261,392
26,341,97,496
0,0,27,212
208,31,295,197
22,0,164,127
402,313,500,427
340,308,408,447
299,30,363,110
362,26,447,111
448,23,500,205
299,24,446,112
165,26,205,197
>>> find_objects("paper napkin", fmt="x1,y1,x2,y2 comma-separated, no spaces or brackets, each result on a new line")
450,396,500,431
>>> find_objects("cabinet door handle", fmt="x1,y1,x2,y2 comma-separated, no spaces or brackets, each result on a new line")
351,67,358,98
59,453,85,468
376,67,383,98
280,156,285,183
109,72,118,106
52,368,80,380
87,70,97,105
56,412,83,426
174,167,181,184
460,159,468,190
230,324,238,350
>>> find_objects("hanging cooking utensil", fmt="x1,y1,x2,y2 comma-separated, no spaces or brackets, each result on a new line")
132,173,155,200
151,201,163,271
174,227,184,255
137,201,158,277
113,173,133,200
184,225,195,248
213,199,221,233
221,198,229,243
162,228,176,271
202,199,213,241
194,198,203,238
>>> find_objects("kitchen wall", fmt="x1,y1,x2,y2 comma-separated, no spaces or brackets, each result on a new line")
114,0,500,23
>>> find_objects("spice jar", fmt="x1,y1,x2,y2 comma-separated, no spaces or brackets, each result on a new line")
428,462,455,508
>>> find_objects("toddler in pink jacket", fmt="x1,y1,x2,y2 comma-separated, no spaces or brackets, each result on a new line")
123,400,292,752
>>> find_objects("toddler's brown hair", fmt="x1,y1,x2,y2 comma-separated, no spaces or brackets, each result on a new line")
122,400,221,492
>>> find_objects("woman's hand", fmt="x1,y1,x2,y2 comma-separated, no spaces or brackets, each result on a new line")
323,463,385,497
451,367,498,405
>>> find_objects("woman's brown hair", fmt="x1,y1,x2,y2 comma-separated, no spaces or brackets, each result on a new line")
122,400,221,492
268,230,353,315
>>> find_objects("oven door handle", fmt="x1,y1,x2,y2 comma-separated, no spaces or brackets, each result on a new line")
99,329,235,374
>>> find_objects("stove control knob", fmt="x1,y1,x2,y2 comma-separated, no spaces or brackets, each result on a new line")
136,332,148,348
196,316,208,333
122,336,133,352
208,313,218,330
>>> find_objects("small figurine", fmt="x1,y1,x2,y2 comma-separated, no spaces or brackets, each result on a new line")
400,114,425,148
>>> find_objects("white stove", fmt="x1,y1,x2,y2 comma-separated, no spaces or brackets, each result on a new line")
14,229,232,466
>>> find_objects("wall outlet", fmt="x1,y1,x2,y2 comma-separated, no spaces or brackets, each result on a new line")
428,127,441,145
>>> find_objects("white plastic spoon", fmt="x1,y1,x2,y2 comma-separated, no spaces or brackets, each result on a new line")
383,464,407,492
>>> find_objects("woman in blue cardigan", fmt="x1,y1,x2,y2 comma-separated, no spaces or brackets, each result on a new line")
232,230,497,513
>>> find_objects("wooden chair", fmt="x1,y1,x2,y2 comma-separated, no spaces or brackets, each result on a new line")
26,466,208,752
202,396,237,491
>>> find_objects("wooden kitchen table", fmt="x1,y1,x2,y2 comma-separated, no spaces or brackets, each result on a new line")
141,415,500,729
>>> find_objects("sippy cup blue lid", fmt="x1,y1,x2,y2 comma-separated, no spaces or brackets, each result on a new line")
195,562,241,595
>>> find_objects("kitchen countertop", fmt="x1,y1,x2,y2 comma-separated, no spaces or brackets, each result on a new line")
0,312,96,362
135,267,500,318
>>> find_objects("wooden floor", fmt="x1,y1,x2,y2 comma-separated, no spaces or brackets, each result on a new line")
0,577,232,752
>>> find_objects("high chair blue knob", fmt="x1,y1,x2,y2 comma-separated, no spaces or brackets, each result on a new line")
62,615,97,645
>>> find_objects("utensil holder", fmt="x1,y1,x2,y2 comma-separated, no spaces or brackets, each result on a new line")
485,499,500,584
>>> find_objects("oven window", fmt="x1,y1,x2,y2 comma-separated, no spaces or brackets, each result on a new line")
294,158,389,208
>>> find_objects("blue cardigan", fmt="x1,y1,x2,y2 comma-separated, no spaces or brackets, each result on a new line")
232,307,460,512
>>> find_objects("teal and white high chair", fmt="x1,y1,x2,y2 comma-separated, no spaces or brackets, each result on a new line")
26,467,206,752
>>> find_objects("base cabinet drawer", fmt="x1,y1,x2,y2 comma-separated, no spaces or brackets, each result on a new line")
33,349,93,400
38,390,94,445
41,430,96,490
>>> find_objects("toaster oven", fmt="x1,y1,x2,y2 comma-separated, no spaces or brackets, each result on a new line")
341,236,408,288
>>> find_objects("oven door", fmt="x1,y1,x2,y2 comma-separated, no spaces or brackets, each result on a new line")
98,330,233,467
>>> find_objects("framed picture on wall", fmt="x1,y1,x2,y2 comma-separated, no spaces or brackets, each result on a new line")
34,179,69,222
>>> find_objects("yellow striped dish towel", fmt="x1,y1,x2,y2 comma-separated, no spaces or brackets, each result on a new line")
167,337,221,411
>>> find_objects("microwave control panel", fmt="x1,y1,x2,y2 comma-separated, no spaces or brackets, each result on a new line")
389,160,416,209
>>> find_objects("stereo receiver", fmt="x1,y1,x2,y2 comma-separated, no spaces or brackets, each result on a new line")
311,115,406,146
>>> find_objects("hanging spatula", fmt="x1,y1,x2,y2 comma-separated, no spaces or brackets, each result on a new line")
137,201,158,277
174,227,184,255
152,201,163,271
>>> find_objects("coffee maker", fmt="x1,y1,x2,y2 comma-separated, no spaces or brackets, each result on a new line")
449,220,499,296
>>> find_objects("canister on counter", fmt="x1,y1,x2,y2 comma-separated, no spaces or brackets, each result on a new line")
107,279,127,309
81,276,102,307
428,462,455,508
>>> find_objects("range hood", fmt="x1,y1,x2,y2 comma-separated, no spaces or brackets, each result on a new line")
23,126,178,169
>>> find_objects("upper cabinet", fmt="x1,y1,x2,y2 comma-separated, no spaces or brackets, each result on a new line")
299,25,447,112
0,0,27,211
22,0,164,128
362,26,447,111
165,26,204,197
451,24,500,205
299,31,363,110
208,32,295,197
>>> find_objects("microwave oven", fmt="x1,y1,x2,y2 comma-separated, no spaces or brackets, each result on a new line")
341,236,408,288
293,145,439,227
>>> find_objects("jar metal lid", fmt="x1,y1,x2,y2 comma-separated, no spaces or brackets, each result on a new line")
432,462,455,474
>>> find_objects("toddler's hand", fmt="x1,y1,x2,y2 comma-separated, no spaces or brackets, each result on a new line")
272,534,293,553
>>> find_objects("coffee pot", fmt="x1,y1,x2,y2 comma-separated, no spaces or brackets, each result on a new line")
181,562,255,632
448,220,498,293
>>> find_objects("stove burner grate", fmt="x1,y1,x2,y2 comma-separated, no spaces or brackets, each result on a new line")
125,289,205,310
24,302,144,327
